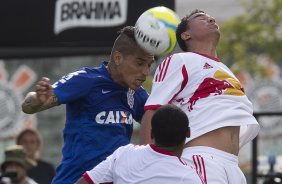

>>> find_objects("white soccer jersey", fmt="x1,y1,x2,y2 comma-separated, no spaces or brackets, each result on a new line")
145,52,260,148
83,144,203,184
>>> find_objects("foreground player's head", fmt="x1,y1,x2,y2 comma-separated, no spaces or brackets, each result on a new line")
176,9,220,51
109,26,154,91
151,104,190,148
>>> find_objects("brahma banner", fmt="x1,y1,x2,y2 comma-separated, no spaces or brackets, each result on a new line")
0,0,174,49
54,0,128,34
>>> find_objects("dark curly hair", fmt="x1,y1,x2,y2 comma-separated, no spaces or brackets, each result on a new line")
151,104,189,147
176,9,205,51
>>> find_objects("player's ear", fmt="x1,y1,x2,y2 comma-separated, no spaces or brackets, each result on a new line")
181,31,191,41
113,51,123,66
150,129,154,140
186,127,190,138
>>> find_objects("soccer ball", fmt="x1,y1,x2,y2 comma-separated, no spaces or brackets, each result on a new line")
134,6,180,56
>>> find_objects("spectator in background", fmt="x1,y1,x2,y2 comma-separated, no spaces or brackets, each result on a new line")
1,145,37,184
17,129,55,184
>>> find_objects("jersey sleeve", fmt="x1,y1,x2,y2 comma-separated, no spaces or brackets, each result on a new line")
52,68,94,104
84,145,131,183
145,54,188,110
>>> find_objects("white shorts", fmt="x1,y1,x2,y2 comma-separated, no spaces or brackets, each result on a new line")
182,146,246,184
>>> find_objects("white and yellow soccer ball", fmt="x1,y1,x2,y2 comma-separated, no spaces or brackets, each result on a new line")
134,6,180,56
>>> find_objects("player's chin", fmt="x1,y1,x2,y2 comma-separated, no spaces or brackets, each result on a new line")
134,79,145,89
130,85,141,91
130,83,142,91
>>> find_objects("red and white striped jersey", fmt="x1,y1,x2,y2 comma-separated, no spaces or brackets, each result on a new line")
145,52,260,148
83,144,203,184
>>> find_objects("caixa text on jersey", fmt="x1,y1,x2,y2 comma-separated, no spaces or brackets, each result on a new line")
95,111,134,125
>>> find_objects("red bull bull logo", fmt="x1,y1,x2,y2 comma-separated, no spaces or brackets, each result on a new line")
188,70,245,111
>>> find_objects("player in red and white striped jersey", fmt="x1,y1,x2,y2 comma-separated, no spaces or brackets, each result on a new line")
76,105,204,184
140,10,260,184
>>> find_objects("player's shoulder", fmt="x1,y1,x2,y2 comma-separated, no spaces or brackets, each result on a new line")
115,144,145,154
112,144,147,164
79,66,102,76
122,143,147,150
172,52,202,60
76,65,110,81
159,52,201,67
134,86,149,97
66,67,97,78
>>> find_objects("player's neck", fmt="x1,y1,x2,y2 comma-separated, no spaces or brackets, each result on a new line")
188,41,217,58
154,144,183,158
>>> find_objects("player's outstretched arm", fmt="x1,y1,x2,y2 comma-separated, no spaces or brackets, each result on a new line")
139,109,155,144
22,77,59,114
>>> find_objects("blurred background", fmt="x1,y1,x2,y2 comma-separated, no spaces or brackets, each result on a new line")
0,0,281,183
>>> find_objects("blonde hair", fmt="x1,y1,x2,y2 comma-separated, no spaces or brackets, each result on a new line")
16,129,43,159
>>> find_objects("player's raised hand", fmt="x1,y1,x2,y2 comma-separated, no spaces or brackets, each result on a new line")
35,77,53,104
22,77,59,114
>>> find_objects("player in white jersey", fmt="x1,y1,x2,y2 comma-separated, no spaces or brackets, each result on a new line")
76,105,204,184
140,10,260,184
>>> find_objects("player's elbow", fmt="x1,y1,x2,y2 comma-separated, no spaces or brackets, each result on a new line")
21,92,39,114
21,104,36,114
